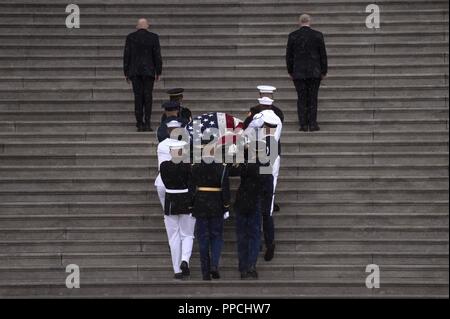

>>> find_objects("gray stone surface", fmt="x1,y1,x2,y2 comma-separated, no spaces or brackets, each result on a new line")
0,0,448,298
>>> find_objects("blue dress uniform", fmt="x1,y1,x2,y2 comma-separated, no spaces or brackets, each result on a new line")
191,156,231,281
157,101,189,142
234,159,272,279
161,88,192,123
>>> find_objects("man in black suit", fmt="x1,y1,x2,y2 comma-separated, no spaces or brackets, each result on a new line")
124,18,163,132
286,14,328,132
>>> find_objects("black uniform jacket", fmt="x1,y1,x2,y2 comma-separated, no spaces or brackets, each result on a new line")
161,106,192,124
286,26,328,80
243,104,285,130
234,161,274,215
157,115,190,142
191,160,231,219
123,29,163,78
160,161,193,215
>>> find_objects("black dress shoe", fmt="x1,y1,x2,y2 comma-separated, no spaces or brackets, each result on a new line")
264,243,275,262
299,126,308,132
202,273,212,281
210,267,221,279
273,203,280,212
240,271,250,280
180,261,190,277
144,126,154,132
174,273,184,280
137,126,145,132
309,124,320,132
248,267,258,279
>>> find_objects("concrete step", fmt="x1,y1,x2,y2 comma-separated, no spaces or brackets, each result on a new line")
0,279,447,298
0,238,447,254
0,225,447,241
0,176,448,192
1,264,447,283
0,63,448,77
1,200,447,215
0,130,449,143
1,119,448,133
1,53,447,68
0,212,448,228
1,152,447,166
0,140,447,155
1,96,447,111
1,251,447,267
1,41,448,57
0,86,447,100
1,108,447,122
1,164,448,178
1,8,446,23
0,19,448,33
1,74,448,90
0,31,448,46
0,187,447,202
0,0,447,13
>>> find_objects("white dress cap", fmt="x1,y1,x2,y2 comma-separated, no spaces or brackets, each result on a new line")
258,97,274,106
166,120,182,128
257,85,277,94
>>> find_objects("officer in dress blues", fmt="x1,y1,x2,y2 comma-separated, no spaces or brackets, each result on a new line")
159,140,196,280
245,104,282,262
162,88,193,123
157,101,190,142
234,139,272,279
190,140,231,281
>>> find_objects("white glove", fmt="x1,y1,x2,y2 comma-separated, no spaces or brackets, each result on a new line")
223,211,230,220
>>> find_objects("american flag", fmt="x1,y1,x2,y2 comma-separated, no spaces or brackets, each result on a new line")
186,112,244,145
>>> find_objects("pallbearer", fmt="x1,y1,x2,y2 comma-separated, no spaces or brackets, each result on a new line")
157,100,189,142
234,139,272,280
243,85,284,129
162,88,192,123
191,141,231,281
155,119,184,209
160,140,196,280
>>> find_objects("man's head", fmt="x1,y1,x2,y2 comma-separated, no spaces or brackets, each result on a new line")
257,85,276,100
299,14,311,27
136,18,150,30
167,88,184,104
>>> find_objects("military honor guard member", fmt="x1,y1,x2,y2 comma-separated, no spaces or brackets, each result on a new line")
243,85,284,129
155,119,185,209
157,101,189,142
245,106,282,261
160,140,196,280
123,18,162,132
234,140,273,279
162,88,193,123
190,141,231,281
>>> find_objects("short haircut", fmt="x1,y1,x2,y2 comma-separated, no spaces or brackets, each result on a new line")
299,14,311,24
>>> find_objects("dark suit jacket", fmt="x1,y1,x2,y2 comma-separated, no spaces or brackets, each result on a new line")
286,26,328,80
123,29,163,78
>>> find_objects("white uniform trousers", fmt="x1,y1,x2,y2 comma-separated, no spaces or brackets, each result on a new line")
271,156,281,216
164,214,196,274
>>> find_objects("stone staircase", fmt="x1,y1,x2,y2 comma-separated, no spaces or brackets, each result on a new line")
0,0,448,298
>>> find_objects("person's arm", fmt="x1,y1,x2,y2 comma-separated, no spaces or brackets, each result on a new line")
153,34,163,78
286,33,294,76
319,32,328,77
123,35,131,79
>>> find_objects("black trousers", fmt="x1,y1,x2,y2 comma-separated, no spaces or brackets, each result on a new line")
131,76,155,128
293,78,321,127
